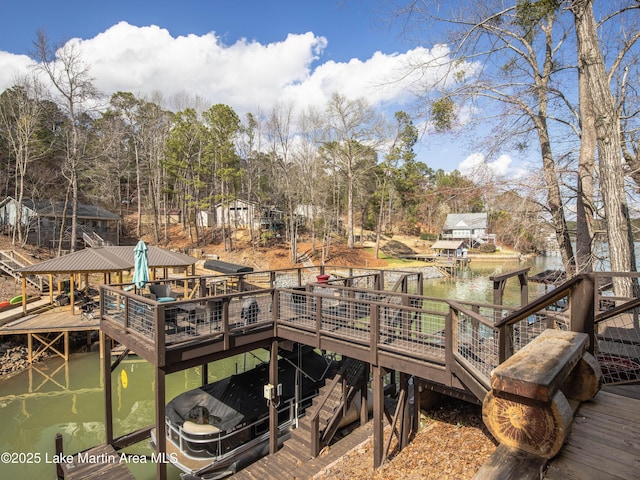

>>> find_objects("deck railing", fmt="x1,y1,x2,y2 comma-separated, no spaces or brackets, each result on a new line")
101,269,640,393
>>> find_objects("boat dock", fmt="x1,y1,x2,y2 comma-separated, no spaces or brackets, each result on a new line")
55,442,136,480
230,422,374,480
0,306,99,362
25,265,640,480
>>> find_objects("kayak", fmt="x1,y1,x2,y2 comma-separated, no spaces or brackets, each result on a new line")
9,295,26,305
0,301,10,309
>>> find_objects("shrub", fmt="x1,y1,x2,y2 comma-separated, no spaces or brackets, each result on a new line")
477,243,497,253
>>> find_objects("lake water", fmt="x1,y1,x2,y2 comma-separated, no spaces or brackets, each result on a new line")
0,256,562,479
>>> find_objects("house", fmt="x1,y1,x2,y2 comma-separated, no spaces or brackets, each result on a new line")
0,197,121,248
203,200,284,230
441,212,495,247
431,240,467,258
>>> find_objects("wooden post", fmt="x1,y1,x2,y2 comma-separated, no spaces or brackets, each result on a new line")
269,339,279,455
360,363,369,426
184,268,188,299
518,271,529,306
64,331,69,361
155,367,167,480
21,275,27,315
570,275,595,353
400,373,410,449
55,433,64,479
27,333,32,363
102,332,113,444
69,275,75,315
373,364,384,469
49,274,54,304
202,362,208,386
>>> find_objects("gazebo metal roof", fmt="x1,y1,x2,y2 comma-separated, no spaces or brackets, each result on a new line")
16,246,197,274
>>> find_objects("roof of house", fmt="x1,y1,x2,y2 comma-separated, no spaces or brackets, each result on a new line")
443,213,488,231
431,240,466,250
16,246,197,274
1,197,121,221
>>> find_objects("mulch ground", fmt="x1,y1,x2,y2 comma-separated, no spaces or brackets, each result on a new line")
317,399,496,479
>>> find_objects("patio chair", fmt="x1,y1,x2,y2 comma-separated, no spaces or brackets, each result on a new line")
148,283,182,302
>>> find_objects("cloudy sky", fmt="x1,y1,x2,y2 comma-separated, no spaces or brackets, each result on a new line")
0,0,509,173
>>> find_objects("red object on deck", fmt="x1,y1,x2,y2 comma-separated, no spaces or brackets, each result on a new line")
316,274,330,284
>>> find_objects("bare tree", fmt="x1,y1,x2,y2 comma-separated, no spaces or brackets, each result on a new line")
0,77,47,245
266,102,301,262
324,93,384,249
32,30,99,252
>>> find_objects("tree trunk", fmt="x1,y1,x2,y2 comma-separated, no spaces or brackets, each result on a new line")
573,0,636,296
535,116,576,275
575,53,596,274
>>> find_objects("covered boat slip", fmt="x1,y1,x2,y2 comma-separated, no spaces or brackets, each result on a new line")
94,267,640,480
161,346,339,479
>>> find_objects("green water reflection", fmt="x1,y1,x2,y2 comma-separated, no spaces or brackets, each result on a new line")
0,349,270,479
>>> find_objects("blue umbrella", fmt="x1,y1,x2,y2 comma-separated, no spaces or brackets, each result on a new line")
133,240,150,289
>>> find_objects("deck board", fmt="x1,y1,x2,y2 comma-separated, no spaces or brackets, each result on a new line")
0,307,98,334
543,387,640,480
229,422,373,480
59,444,135,480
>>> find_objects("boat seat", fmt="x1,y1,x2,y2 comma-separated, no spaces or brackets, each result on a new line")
182,421,220,435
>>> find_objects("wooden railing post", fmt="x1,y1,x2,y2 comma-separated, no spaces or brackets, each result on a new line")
222,298,230,350
370,301,379,365
498,323,513,363
156,303,166,367
445,309,454,377
570,275,595,353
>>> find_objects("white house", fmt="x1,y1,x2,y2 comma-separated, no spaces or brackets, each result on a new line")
201,200,284,230
441,212,495,247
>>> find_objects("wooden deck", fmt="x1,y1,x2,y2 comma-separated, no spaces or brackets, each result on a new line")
0,307,98,334
0,305,99,362
230,422,375,480
57,444,136,480
543,385,640,480
0,297,51,325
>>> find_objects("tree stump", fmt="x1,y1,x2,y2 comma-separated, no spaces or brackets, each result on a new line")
483,389,573,459
482,330,602,460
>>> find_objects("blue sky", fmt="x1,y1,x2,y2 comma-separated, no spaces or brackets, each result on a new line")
1,0,398,61
0,0,488,173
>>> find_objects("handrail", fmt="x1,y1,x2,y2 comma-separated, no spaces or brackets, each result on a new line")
494,275,584,328
594,296,640,324
309,362,348,425
447,300,496,329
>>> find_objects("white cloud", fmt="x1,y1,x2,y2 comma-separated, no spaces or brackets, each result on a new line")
0,51,37,88
459,153,522,179
0,22,462,117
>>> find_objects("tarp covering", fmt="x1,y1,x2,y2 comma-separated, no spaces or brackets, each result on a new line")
165,346,337,433
203,259,254,274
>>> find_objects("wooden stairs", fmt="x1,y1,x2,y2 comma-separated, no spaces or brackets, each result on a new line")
230,357,370,480
0,250,49,293
286,357,368,460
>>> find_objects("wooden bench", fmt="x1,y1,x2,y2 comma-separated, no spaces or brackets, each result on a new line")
475,329,602,479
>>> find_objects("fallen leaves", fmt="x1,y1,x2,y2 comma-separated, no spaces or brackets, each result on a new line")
317,398,496,479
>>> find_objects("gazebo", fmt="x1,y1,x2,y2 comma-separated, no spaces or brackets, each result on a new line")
16,246,198,315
